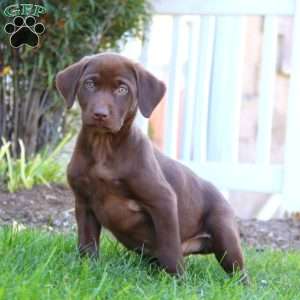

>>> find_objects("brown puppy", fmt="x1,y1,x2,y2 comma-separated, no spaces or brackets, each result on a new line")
56,53,246,278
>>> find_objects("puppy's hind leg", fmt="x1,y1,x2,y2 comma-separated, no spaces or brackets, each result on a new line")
206,214,249,284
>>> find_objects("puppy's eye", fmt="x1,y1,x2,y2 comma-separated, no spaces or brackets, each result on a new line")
115,84,128,96
84,79,96,91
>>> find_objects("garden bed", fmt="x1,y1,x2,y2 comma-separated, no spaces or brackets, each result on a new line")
1,185,300,251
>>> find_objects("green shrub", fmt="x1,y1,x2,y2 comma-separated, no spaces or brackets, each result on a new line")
0,133,72,192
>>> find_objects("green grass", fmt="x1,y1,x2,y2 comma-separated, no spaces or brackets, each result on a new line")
0,227,299,300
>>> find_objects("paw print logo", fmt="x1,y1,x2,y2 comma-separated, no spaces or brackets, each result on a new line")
4,16,45,48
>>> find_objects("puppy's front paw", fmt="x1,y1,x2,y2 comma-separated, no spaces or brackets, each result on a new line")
78,244,99,260
158,253,185,276
237,271,250,285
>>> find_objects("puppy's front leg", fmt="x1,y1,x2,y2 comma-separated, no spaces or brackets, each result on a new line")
75,198,102,258
150,186,184,275
68,160,101,259
127,169,183,275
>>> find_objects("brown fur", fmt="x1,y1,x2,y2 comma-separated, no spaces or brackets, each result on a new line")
56,53,246,278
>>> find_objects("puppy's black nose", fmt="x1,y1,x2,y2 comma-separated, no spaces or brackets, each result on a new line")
93,107,109,120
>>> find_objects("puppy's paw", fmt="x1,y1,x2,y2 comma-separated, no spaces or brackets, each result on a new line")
236,271,250,286
159,255,185,276
78,244,99,260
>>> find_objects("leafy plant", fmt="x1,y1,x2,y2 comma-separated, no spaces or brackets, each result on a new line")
0,133,72,192
0,0,151,157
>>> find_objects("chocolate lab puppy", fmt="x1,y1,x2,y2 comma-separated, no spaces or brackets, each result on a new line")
56,53,246,279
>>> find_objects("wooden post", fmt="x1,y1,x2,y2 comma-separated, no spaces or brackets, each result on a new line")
164,16,182,158
207,16,245,163
282,1,300,212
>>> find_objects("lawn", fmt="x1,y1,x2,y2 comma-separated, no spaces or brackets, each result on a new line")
0,227,299,300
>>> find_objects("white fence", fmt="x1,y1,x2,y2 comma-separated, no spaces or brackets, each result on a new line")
135,0,300,212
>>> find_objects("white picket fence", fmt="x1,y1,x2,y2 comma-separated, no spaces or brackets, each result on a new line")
135,0,300,212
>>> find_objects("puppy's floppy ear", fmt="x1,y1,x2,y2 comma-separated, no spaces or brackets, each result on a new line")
134,63,166,118
56,57,90,109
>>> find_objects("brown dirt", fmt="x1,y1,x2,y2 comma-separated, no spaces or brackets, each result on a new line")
0,185,300,250
0,185,75,231
238,219,300,250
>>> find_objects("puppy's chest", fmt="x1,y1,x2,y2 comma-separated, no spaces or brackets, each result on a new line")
86,162,144,230
87,161,129,197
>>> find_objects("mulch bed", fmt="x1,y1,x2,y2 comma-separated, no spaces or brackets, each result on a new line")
0,185,75,231
1,185,300,251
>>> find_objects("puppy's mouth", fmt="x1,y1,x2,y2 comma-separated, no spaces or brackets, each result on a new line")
85,121,120,133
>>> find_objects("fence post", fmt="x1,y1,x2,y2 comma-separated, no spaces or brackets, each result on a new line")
135,27,151,134
180,20,198,160
256,17,278,164
193,16,215,162
207,16,245,163
282,2,300,212
164,16,182,158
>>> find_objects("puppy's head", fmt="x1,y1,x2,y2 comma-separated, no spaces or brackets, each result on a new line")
56,53,166,133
